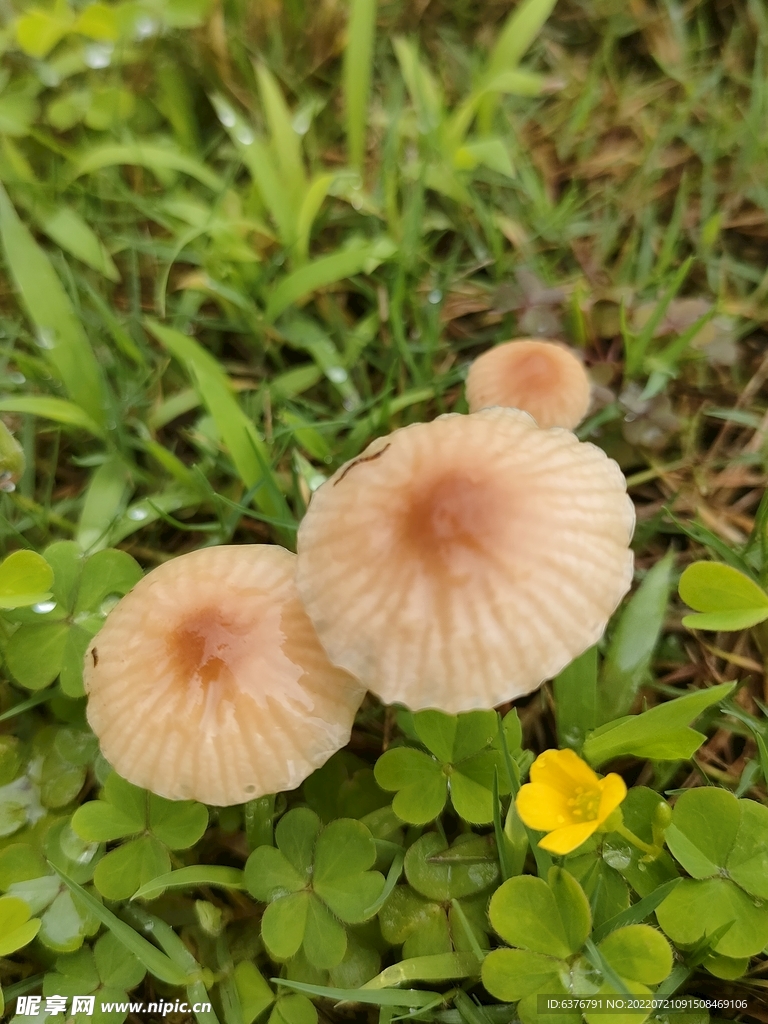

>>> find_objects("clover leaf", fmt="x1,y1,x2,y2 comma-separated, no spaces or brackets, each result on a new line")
482,868,673,1024
404,832,499,902
3,542,142,695
656,788,768,959
303,751,390,822
0,550,53,609
282,930,381,989
244,807,385,969
71,772,208,900
374,709,522,824
679,560,768,631
0,841,100,954
43,931,146,1024
0,895,40,956
380,884,490,958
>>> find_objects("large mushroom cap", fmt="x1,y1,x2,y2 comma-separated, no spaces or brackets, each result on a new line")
84,545,364,805
296,409,634,712
466,338,591,429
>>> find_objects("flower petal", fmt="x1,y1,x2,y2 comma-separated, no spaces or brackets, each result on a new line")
530,748,601,793
596,772,627,825
538,821,598,855
516,783,578,831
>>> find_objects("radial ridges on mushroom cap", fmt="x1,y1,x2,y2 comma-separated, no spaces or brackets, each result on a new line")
296,408,635,713
466,338,592,429
84,545,364,806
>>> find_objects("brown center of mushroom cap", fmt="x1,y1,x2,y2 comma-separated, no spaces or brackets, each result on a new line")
400,469,506,576
169,607,248,690
505,349,559,395
164,598,307,709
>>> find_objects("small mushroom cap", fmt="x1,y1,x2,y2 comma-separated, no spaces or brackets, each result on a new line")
466,339,592,429
297,408,634,712
84,545,364,805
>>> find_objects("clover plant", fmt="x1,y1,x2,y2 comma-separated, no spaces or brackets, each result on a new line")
244,808,385,970
374,709,524,824
482,867,674,1024
2,543,141,695
656,787,768,966
2,491,764,1024
71,772,209,900
42,932,147,1024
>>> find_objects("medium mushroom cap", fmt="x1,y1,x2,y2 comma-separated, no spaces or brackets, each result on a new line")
84,545,364,805
296,408,634,712
466,338,591,429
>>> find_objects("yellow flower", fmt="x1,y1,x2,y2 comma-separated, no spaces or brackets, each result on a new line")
516,748,627,855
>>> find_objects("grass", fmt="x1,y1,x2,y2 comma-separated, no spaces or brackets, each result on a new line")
1,0,768,1018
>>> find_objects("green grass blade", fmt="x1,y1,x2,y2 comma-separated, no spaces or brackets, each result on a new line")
71,142,225,191
51,866,196,987
76,455,132,553
255,63,307,203
362,849,404,917
273,980,441,1008
25,202,120,281
475,0,557,132
623,256,693,377
242,135,295,247
125,906,220,1024
553,645,598,750
344,0,378,170
133,866,245,901
277,313,360,406
491,770,510,882
0,183,106,428
145,320,295,541
295,173,336,262
81,278,146,367
598,550,675,723
210,95,295,246
392,38,443,132
0,397,104,436
107,487,201,545
592,879,682,943
484,0,558,79
363,953,480,988
265,239,395,321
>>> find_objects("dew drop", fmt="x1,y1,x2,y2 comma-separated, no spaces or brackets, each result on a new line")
234,124,254,146
33,601,56,614
216,104,237,128
128,507,149,521
9,372,26,384
84,43,113,69
326,366,348,384
0,475,16,493
36,328,55,350
292,111,311,135
134,15,158,39
244,784,257,795
308,474,327,492
602,840,632,870
428,288,442,304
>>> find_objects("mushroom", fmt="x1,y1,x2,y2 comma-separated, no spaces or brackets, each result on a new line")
465,338,591,429
296,408,634,712
84,545,364,805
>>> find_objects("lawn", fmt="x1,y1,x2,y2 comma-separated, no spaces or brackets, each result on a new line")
1,0,768,1021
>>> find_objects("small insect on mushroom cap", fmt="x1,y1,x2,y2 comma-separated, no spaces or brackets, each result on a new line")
296,408,635,713
466,338,592,429
84,545,364,806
